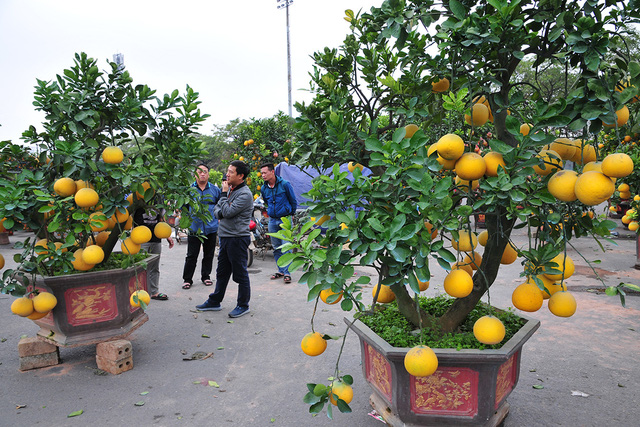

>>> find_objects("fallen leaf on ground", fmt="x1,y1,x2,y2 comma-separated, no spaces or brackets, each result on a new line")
208,381,219,388
134,401,145,406
16,404,26,409
140,391,149,396
183,351,213,361
532,385,544,389
68,410,83,417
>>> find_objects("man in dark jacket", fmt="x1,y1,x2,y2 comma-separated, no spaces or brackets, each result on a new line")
260,162,297,283
181,162,221,289
196,160,253,318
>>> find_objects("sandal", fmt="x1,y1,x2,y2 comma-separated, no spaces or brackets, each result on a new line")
270,273,285,280
203,279,213,286
284,275,292,284
182,282,192,289
151,293,169,300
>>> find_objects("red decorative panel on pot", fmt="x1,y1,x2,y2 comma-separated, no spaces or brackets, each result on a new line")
410,367,479,417
364,342,393,401
495,351,519,408
65,283,118,326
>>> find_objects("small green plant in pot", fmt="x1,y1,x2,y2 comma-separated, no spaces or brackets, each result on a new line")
274,0,640,423
0,53,210,329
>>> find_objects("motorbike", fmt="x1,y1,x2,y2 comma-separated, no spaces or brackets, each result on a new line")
247,197,272,267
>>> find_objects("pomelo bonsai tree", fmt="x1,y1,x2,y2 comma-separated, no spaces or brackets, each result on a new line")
273,0,640,416
0,53,210,306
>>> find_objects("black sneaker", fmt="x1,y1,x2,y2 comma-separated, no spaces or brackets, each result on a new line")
228,306,250,318
196,301,221,311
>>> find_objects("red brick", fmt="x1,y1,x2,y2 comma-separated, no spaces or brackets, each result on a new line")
96,354,133,375
18,337,58,357
19,352,60,371
96,339,132,361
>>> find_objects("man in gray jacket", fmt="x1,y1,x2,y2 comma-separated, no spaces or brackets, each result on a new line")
196,160,254,318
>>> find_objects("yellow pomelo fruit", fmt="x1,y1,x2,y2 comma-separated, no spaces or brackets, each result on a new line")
34,238,49,255
473,315,506,345
550,138,577,161
404,345,438,377
405,123,420,138
548,291,577,317
436,134,465,160
71,249,95,271
121,237,141,255
111,208,130,224
512,282,543,312
501,242,518,265
75,179,92,191
372,284,395,303
540,281,565,299
533,149,562,176
547,170,579,202
301,331,327,356
320,289,343,305
451,261,474,276
619,190,632,200
418,279,429,292
618,183,630,192
130,225,152,244
452,230,478,252
477,230,489,247
53,177,77,197
89,212,108,232
574,171,615,206
444,269,473,298
11,297,34,317
544,253,575,281
464,103,490,127
483,151,506,177
33,292,57,313
573,144,597,165
75,188,99,208
95,231,110,247
431,77,450,93
603,105,630,127
136,181,153,199
329,380,354,405
102,146,124,164
520,123,531,136
455,152,486,180
582,161,603,174
82,245,105,264
462,251,483,270
628,221,639,231
154,222,172,239
454,176,479,191
27,310,50,320
0,253,4,269
621,215,632,225
601,153,633,178
347,162,364,172
130,290,150,308
315,215,331,226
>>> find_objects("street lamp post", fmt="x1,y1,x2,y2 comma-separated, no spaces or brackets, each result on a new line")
277,0,293,117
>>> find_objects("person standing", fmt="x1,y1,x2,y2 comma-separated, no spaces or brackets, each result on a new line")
181,163,221,289
133,206,174,300
260,162,297,284
196,160,253,318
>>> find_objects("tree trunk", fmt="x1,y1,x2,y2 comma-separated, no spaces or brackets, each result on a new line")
437,208,516,333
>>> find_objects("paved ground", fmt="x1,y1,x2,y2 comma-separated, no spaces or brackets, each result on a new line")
1,215,639,427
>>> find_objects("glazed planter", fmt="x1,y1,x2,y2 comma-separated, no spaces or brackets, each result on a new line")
24,254,158,347
347,313,540,427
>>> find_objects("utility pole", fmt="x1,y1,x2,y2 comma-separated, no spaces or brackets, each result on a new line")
276,0,293,117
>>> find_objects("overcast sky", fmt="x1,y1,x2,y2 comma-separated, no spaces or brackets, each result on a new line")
0,0,379,142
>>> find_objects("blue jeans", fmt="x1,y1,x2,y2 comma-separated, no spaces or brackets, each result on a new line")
207,236,251,309
269,218,290,276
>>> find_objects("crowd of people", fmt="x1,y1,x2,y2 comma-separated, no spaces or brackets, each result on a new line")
135,160,297,319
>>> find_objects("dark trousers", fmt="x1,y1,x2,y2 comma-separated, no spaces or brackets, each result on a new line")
182,232,217,284
207,236,251,308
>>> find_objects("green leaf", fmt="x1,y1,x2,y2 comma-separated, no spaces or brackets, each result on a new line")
68,410,84,417
134,401,145,406
532,384,544,389
449,0,466,20
208,380,219,388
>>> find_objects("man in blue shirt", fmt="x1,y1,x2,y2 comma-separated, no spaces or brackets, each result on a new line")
181,163,221,289
260,162,297,284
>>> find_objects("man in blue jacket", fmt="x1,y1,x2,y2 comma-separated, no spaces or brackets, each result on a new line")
181,163,221,289
260,162,297,283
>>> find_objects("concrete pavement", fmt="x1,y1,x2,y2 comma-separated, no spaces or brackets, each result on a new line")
0,216,639,427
